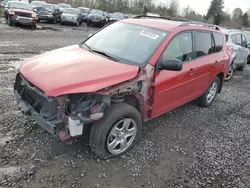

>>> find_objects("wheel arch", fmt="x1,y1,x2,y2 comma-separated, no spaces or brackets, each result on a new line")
216,72,224,93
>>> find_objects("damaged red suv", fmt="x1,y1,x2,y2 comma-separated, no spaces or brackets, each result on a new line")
14,15,229,159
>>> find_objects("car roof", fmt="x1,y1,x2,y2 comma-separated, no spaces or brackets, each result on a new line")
122,17,222,33
122,18,183,31
8,1,30,5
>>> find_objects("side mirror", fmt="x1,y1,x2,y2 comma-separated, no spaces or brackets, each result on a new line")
88,33,92,37
158,58,183,71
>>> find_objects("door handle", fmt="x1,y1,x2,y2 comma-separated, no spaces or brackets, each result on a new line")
189,68,196,74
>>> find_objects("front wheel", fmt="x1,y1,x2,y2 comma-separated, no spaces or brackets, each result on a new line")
198,76,220,107
90,103,142,159
7,16,14,26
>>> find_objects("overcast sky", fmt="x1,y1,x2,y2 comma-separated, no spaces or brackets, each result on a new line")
158,0,250,15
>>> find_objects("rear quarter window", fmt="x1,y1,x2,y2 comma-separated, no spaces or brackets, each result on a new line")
195,32,213,58
213,32,224,52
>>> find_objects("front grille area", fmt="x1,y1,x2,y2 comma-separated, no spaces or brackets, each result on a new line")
15,12,32,18
90,15,101,21
14,73,59,119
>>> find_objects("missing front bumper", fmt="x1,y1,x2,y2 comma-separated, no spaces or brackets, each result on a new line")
14,91,63,136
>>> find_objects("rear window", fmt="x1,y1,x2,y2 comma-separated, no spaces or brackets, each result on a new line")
195,32,213,58
213,32,224,52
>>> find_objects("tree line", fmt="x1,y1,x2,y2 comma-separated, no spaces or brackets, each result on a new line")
45,0,250,28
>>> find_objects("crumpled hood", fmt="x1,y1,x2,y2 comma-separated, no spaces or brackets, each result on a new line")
19,45,139,97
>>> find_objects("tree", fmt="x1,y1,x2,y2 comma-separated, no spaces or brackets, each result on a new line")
182,5,191,18
168,0,179,17
242,12,249,26
206,0,224,25
232,8,243,21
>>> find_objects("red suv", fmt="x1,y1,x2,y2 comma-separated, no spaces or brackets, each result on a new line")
14,15,229,159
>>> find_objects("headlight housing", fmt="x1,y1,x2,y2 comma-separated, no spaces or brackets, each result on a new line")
31,13,36,18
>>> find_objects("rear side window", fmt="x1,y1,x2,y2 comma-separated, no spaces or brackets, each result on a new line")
213,32,224,52
195,32,214,58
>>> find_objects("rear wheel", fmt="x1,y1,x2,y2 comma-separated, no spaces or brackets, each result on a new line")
198,76,220,107
237,59,247,71
90,103,142,159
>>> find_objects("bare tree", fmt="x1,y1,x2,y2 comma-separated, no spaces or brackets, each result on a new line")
167,0,179,17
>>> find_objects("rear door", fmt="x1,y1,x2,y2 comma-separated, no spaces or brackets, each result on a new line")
187,31,218,98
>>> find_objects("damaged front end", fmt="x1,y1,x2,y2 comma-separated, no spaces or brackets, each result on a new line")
14,73,111,140
14,64,155,141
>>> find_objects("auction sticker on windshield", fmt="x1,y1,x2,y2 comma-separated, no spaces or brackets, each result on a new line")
139,30,159,40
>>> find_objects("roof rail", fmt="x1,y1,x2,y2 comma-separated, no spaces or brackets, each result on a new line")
179,21,220,30
132,14,189,22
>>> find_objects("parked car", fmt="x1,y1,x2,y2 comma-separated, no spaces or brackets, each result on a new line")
4,1,38,29
57,3,71,12
14,15,229,159
60,8,82,26
87,9,107,26
77,7,90,22
223,31,249,81
37,3,61,23
30,0,46,12
108,12,124,23
244,33,250,64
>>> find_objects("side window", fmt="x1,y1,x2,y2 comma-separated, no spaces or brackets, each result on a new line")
213,32,224,52
161,32,193,62
241,35,247,47
195,32,213,58
235,34,241,46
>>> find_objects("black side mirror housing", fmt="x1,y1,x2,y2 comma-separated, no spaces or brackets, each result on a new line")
158,58,183,71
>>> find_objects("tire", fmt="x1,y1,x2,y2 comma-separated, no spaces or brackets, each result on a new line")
60,21,64,25
198,76,220,107
90,103,142,159
225,65,234,82
87,23,90,26
52,18,57,24
31,24,37,30
7,16,14,26
237,59,247,71
37,19,40,23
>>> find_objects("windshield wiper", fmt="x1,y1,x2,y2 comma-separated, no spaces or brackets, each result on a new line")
83,44,120,62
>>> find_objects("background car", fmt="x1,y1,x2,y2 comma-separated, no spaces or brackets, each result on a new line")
108,12,124,23
30,1,46,12
38,3,61,23
60,8,82,26
57,3,71,12
223,31,249,81
77,7,90,22
87,9,107,26
4,1,38,29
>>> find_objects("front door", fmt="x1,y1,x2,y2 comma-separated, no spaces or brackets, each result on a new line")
151,31,196,117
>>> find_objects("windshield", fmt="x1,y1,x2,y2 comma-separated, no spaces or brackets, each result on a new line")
58,4,71,8
9,2,32,11
63,8,78,14
31,1,46,6
90,9,103,15
84,22,167,66
79,7,89,13
42,4,55,11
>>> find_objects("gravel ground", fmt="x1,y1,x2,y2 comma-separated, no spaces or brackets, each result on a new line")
0,21,250,188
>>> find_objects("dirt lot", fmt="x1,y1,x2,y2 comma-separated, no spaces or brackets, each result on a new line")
1,21,250,188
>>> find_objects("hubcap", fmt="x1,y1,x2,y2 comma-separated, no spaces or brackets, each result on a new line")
107,118,137,155
206,82,218,103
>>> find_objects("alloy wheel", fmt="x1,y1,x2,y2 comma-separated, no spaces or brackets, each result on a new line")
206,81,218,104
107,118,137,155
